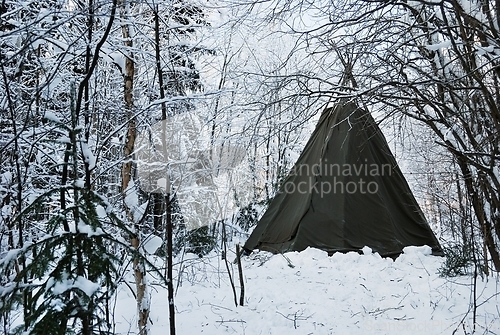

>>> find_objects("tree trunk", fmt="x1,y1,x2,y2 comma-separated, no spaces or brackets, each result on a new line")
166,194,176,335
118,1,149,334
152,6,167,236
455,157,500,271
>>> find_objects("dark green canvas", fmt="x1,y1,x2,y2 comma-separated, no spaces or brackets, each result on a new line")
244,102,443,257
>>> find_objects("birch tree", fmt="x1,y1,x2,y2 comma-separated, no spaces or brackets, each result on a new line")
0,1,137,334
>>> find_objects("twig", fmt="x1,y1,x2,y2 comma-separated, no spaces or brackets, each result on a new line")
205,303,233,312
216,319,246,324
276,309,312,329
368,305,404,316
222,221,238,307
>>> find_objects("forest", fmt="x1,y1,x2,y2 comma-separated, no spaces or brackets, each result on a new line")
1,0,499,334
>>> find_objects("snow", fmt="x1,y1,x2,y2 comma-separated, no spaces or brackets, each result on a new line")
74,276,100,297
0,171,12,184
157,178,170,192
95,205,107,219
114,247,500,335
0,248,23,267
475,44,495,56
81,142,96,170
102,49,127,75
1,204,11,218
0,242,33,267
111,136,121,145
142,235,163,255
56,135,71,144
493,166,500,182
362,245,373,255
43,111,60,123
77,219,104,237
402,245,432,255
426,41,453,51
440,124,461,149
124,179,146,224
50,276,100,297
73,179,85,188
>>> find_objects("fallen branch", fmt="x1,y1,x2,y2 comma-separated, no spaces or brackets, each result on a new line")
216,319,247,324
368,305,404,316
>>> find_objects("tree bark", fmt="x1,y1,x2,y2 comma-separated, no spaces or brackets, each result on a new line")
118,0,149,333
236,244,245,306
166,194,176,335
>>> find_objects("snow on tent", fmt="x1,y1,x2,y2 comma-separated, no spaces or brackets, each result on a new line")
244,101,443,257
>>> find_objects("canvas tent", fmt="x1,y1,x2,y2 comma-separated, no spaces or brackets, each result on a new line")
244,101,443,257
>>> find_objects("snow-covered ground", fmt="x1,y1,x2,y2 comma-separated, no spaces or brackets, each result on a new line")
115,246,500,334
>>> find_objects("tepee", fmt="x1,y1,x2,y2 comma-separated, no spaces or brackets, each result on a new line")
244,101,443,257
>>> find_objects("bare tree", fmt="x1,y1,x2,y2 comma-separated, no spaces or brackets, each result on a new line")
238,0,500,272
